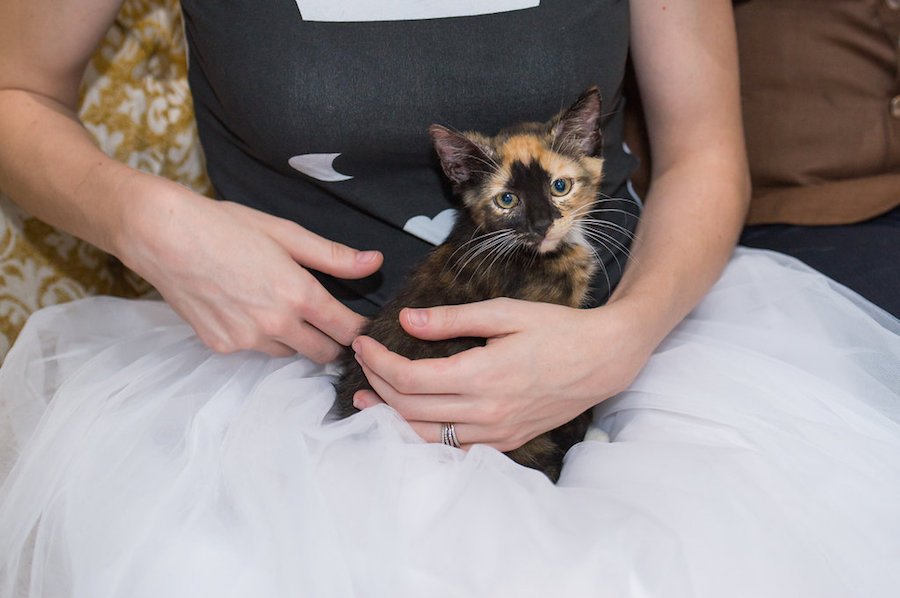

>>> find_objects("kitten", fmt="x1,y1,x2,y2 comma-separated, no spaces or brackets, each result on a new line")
334,87,612,482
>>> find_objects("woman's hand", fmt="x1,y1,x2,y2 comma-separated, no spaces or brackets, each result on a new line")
350,297,656,451
1,0,383,363
119,180,382,361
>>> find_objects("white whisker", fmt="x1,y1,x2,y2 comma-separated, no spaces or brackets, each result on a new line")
465,233,520,284
481,235,520,280
450,229,517,282
582,234,624,279
445,228,507,265
594,258,612,299
579,218,637,240
457,234,511,272
580,227,631,258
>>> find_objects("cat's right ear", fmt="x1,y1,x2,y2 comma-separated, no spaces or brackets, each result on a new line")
554,87,603,158
429,125,494,187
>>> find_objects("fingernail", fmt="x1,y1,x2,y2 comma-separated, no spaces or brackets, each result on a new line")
356,250,379,263
353,396,363,409
352,339,361,353
406,308,428,327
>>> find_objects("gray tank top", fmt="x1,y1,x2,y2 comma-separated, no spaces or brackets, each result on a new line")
180,0,639,313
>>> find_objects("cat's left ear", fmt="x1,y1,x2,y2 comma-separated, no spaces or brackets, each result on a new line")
553,87,603,158
430,125,494,188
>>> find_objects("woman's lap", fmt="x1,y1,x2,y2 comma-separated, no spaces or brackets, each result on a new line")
740,205,900,318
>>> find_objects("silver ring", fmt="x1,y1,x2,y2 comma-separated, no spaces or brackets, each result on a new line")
441,422,461,448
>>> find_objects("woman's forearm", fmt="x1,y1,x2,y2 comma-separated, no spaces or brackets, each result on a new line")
0,0,144,257
606,155,750,348
0,88,153,258
609,0,751,348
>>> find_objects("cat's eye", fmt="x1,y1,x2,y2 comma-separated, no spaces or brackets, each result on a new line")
550,178,573,197
495,192,519,209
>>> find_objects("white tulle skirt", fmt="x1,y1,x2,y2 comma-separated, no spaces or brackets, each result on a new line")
1,248,899,598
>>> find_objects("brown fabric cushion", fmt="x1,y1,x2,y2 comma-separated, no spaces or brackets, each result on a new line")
736,0,900,225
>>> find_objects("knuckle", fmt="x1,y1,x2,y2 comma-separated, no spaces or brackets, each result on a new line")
493,297,515,312
328,239,352,266
500,423,520,442
433,355,460,381
480,400,512,426
276,216,302,237
204,338,230,354
319,309,360,347
468,367,496,394
257,311,292,337
308,345,339,364
495,440,518,453
286,286,313,315
497,428,529,452
392,369,417,394
204,333,239,354
233,329,262,352
493,432,522,452
440,305,462,329
271,344,296,358
277,274,314,310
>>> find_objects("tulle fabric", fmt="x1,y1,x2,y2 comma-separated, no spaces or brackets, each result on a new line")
1,248,899,598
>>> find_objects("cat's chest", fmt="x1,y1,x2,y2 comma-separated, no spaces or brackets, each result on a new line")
514,245,596,307
425,243,596,308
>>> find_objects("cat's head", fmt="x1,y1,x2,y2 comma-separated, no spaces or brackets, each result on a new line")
430,87,604,254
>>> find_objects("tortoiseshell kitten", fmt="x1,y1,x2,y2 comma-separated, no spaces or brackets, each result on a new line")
334,87,610,482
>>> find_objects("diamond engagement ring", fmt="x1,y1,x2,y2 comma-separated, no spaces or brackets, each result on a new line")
441,422,461,448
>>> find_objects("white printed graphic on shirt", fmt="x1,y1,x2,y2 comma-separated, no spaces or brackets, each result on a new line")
288,153,353,182
294,0,539,22
403,208,457,245
287,153,455,245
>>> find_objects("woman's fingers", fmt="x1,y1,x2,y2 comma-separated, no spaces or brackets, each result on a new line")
353,356,468,417
239,203,384,280
156,201,381,357
352,335,474,396
352,388,517,451
276,318,346,363
289,270,370,348
349,300,619,454
268,219,382,346
397,298,521,341
257,340,299,358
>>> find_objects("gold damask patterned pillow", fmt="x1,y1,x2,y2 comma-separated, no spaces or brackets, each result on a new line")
0,0,210,360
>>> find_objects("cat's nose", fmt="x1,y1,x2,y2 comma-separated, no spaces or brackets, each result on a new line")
531,218,552,237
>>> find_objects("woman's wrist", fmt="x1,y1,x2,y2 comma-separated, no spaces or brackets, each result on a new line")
110,170,193,274
598,281,682,353
577,292,672,401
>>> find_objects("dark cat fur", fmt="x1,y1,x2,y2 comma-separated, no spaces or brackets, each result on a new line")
333,87,609,483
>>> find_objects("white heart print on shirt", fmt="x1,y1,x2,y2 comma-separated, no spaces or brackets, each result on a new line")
287,153,456,246
402,208,457,245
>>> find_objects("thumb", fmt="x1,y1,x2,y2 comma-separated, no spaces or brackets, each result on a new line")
272,220,383,279
399,298,521,341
